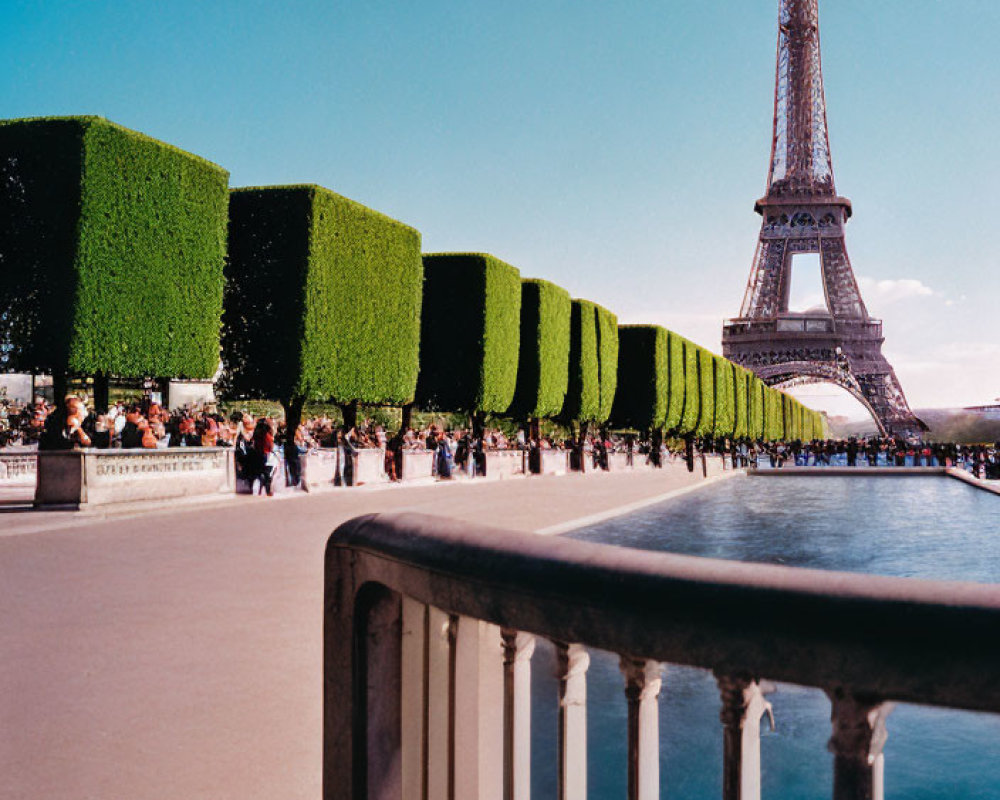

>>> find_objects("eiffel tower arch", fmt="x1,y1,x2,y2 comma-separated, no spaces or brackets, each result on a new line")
721,0,924,437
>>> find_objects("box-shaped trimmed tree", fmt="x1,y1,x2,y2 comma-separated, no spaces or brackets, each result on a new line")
695,347,716,437
764,385,784,441
507,278,571,423
733,365,750,439
713,356,736,438
224,184,422,430
595,304,619,427
559,299,601,428
676,338,701,436
416,253,520,428
0,116,229,402
749,376,766,441
663,331,686,434
609,325,669,432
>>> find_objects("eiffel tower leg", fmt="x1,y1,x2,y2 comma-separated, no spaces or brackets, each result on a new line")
853,363,924,437
740,239,787,319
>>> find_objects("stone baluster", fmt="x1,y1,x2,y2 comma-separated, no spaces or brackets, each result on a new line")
555,643,590,800
501,629,536,800
454,618,505,800
400,599,427,800
620,658,664,800
716,673,775,800
426,608,455,800
827,689,895,800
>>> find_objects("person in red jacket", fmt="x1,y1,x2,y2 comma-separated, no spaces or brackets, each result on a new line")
252,419,276,496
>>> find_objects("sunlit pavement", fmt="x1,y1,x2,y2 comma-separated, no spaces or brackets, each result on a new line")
0,463,727,800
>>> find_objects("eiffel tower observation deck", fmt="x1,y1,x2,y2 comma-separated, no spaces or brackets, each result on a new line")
722,0,924,436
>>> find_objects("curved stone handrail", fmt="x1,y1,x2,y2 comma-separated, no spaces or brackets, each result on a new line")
325,512,1000,800
328,512,1000,711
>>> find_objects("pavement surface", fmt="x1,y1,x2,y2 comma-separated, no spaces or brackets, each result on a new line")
0,462,730,800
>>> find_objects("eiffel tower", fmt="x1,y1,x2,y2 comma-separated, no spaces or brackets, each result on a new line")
722,0,924,436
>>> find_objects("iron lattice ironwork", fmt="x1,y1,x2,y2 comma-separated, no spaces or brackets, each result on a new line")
722,0,924,436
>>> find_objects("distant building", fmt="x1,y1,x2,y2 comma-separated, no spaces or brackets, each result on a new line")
964,402,1000,419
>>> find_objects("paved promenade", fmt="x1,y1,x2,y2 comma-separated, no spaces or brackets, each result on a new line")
0,462,729,800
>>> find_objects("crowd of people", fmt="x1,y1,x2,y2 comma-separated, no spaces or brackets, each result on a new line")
2,394,998,491
750,437,1000,478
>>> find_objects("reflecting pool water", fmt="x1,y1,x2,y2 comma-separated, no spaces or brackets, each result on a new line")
529,476,1000,799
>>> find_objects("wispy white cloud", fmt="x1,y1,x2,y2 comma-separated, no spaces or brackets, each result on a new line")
857,277,936,305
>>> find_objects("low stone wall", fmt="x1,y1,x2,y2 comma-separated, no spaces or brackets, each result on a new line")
607,452,631,471
354,449,385,485
536,449,569,476
35,448,235,508
301,449,339,491
483,450,525,480
401,450,434,482
300,448,386,490
0,451,37,483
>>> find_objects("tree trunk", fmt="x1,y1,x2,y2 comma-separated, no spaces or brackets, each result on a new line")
651,428,663,468
472,410,486,440
400,403,413,435
283,397,305,435
52,372,68,407
340,401,358,431
93,372,110,414
685,435,695,473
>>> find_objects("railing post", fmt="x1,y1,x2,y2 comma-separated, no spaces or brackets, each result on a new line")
555,643,590,800
454,618,505,800
400,599,427,800
827,689,894,800
620,657,663,800
426,608,455,800
717,673,775,800
501,629,536,800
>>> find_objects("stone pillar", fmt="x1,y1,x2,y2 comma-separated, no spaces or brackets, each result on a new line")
555,643,590,800
620,658,663,800
478,623,505,800
455,617,506,800
400,599,426,800
827,689,894,800
426,608,454,800
717,673,775,800
501,629,536,800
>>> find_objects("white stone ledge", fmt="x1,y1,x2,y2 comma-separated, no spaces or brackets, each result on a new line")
34,447,236,508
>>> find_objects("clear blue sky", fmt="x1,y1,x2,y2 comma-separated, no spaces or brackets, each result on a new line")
3,0,998,414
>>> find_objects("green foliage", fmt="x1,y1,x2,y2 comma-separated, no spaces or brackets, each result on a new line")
677,338,700,435
415,253,521,413
784,395,801,441
763,385,784,441
560,299,602,423
609,325,669,431
696,347,716,436
733,366,749,439
749,376,765,440
224,184,423,405
0,115,229,378
712,356,736,438
663,332,686,432
507,278,571,419
595,304,619,422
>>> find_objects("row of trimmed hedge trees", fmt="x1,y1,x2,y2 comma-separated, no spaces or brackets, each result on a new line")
0,115,825,443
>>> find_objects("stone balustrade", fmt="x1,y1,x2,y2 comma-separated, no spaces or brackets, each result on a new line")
325,512,1000,800
0,451,37,483
35,447,235,508
483,450,526,480
400,450,435,482
533,449,569,476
